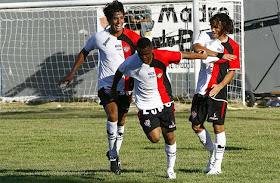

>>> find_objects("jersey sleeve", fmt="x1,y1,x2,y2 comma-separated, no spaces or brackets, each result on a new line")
118,58,132,77
229,43,240,70
168,51,182,65
154,49,182,66
193,31,210,47
84,34,97,52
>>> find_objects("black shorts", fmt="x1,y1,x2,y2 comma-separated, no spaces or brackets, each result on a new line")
98,88,132,114
138,103,176,135
189,94,227,125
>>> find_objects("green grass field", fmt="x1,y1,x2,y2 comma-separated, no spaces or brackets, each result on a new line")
0,102,279,183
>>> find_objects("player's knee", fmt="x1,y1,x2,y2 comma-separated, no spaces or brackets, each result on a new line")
148,136,160,143
213,124,224,134
192,124,203,133
150,138,160,143
108,113,118,122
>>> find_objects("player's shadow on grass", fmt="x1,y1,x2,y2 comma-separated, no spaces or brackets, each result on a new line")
0,168,143,183
65,169,143,174
178,168,202,174
226,146,252,151
144,147,197,150
227,116,271,121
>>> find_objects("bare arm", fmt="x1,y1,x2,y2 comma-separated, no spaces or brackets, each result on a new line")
58,48,89,86
194,43,237,61
181,51,208,60
209,70,235,97
111,70,124,99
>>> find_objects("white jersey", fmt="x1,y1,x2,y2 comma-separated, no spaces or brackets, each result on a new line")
118,49,182,110
84,28,140,92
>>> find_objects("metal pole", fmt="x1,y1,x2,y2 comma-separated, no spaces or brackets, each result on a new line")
193,0,200,92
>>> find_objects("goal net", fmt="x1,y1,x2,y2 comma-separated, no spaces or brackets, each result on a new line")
0,0,244,110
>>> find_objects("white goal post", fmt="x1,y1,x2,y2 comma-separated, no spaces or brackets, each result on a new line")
0,0,244,108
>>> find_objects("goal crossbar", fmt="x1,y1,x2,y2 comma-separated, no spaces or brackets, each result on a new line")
0,0,193,9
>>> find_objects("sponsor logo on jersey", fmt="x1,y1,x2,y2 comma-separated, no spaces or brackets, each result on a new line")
115,44,122,51
144,119,151,127
157,72,163,78
103,37,110,46
123,45,130,53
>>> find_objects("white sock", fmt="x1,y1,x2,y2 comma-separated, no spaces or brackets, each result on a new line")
116,125,125,155
214,131,226,168
165,142,177,170
106,120,118,158
197,129,215,152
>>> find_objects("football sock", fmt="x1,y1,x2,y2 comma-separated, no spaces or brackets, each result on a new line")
165,142,177,169
116,125,125,155
214,131,226,168
106,120,118,158
197,129,215,151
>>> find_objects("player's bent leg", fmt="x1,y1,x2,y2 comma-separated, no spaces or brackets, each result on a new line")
195,127,215,172
192,124,215,172
105,103,121,174
105,102,119,158
162,129,177,179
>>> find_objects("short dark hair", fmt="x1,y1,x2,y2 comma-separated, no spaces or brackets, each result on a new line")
137,37,152,49
210,13,233,34
103,0,125,21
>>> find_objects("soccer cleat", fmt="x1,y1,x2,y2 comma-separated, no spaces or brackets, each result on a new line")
110,157,121,175
207,166,222,175
106,151,121,175
205,150,215,173
166,168,176,179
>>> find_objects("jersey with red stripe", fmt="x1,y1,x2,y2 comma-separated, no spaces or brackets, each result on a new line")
118,49,182,110
84,28,141,93
194,31,240,101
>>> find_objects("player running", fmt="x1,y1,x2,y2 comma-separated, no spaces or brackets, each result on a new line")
58,0,141,175
111,37,208,179
189,13,240,175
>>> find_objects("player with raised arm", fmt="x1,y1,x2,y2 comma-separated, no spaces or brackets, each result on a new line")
58,0,141,175
189,13,240,175
111,37,208,179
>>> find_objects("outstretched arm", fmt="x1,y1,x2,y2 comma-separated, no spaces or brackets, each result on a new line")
194,43,236,61
209,70,235,97
111,70,124,99
58,48,89,86
181,51,208,60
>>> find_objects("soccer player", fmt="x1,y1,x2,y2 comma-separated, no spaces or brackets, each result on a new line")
58,0,141,175
111,37,208,179
189,13,240,175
